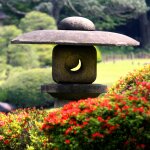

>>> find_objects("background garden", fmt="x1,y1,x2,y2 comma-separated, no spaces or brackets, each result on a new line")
0,0,150,108
0,0,150,149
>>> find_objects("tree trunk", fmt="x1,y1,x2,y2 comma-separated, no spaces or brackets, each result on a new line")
139,12,150,48
51,0,66,22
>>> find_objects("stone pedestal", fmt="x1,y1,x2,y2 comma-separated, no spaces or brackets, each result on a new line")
41,83,107,107
54,99,72,108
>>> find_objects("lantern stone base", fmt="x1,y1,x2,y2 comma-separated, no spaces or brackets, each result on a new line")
53,99,73,108
41,83,107,107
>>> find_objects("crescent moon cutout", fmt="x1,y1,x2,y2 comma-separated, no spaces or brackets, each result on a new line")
70,59,81,72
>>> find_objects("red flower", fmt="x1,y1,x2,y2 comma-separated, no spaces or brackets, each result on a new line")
65,139,70,144
109,126,116,131
140,144,146,149
115,104,120,111
138,107,144,113
0,135,4,140
0,121,5,127
106,116,111,120
141,81,147,86
146,82,150,90
69,119,77,125
115,94,124,100
92,132,104,139
4,140,9,145
122,105,130,111
114,112,118,116
41,124,53,130
133,107,144,113
82,108,92,114
65,127,73,135
124,140,129,145
136,144,145,149
97,116,104,122
141,97,148,103
83,121,88,126
128,96,138,101
100,99,112,110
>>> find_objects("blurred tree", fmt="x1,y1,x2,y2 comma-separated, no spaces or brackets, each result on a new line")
0,56,7,80
0,0,46,24
0,0,148,29
139,0,150,48
0,11,57,77
60,0,148,29
0,68,54,108
19,11,56,67
19,11,56,32
0,25,22,67
34,44,54,67
7,45,39,68
0,25,40,79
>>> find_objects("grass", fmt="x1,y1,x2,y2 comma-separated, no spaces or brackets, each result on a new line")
95,59,150,86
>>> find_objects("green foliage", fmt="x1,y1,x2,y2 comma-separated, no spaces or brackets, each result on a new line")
61,0,148,30
35,2,53,15
34,44,54,67
7,45,39,68
112,0,148,14
96,0,147,29
0,57,7,80
0,108,50,149
1,0,148,30
0,24,52,68
5,66,25,76
0,0,42,25
19,11,56,32
100,46,134,54
0,65,26,82
0,25,28,79
95,47,102,63
0,25,22,51
0,68,54,108
0,87,7,102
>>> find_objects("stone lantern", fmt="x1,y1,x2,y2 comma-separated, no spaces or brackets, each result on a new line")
11,17,139,107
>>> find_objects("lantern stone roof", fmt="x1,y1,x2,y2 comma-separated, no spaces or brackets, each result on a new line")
11,16,139,46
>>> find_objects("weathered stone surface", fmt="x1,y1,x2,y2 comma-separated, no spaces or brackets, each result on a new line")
58,16,95,31
41,83,107,101
0,102,16,112
11,30,140,46
52,45,96,83
54,99,71,108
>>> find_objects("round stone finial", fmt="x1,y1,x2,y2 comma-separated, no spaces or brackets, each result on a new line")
58,16,95,31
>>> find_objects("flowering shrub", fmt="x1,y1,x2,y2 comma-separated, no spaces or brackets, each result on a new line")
0,108,52,150
109,65,150,95
42,65,150,150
